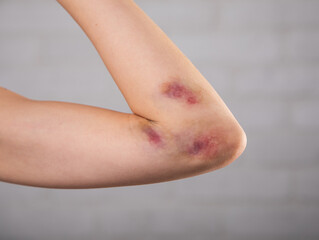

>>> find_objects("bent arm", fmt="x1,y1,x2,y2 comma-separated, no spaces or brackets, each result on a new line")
0,88,193,188
0,88,244,189
0,0,246,188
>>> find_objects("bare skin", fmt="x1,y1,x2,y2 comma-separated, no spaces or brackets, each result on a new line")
0,0,247,189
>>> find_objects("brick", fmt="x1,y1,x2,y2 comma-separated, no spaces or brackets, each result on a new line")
234,64,318,98
0,36,40,67
0,182,177,240
92,209,153,239
145,206,224,239
197,64,234,94
227,98,288,130
174,167,291,202
292,100,319,129
0,185,225,240
292,168,319,202
49,182,176,206
0,180,176,209
244,129,319,169
283,30,319,62
280,0,319,27
0,199,99,240
137,0,219,35
39,33,102,67
0,0,77,34
0,65,133,112
220,0,282,30
220,0,319,30
223,204,319,239
172,31,280,66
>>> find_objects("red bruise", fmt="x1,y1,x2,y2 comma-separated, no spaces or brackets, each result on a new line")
144,127,162,145
187,135,218,157
162,82,198,105
186,96,197,104
168,83,184,98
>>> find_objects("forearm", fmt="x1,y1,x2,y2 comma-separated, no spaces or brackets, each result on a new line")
0,88,175,188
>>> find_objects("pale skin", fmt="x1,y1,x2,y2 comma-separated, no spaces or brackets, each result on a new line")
0,0,247,189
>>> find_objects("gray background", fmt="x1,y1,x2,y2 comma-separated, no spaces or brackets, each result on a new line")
0,0,319,239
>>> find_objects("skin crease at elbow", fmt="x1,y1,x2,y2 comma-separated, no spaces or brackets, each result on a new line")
141,80,221,160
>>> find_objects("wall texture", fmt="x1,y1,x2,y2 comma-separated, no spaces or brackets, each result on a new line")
0,0,319,239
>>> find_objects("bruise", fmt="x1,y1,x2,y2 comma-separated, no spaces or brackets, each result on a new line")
160,81,200,105
174,128,222,160
141,125,164,147
144,127,162,144
141,124,221,160
187,134,219,157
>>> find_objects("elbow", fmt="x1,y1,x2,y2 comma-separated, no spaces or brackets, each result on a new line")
171,120,247,173
143,109,247,176
214,124,247,170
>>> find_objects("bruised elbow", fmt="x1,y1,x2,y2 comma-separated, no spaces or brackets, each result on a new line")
135,110,247,173
171,121,247,171
212,125,247,169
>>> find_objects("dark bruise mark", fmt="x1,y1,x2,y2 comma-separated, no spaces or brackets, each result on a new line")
186,96,197,105
187,134,219,157
142,126,163,146
161,81,199,105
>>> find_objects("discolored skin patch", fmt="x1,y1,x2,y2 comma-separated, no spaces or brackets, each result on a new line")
144,126,162,145
141,124,166,148
187,134,219,157
138,118,224,163
129,114,167,150
160,81,200,105
173,127,222,161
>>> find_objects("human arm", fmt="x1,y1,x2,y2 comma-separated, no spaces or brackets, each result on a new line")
0,87,201,188
0,0,246,189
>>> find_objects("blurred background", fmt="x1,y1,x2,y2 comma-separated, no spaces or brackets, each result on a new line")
0,0,318,239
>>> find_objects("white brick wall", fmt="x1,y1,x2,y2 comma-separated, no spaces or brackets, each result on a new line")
219,0,319,30
292,100,319,129
229,98,289,129
41,33,102,67
0,0,319,239
243,130,319,168
292,168,319,203
172,31,281,66
283,30,319,63
0,35,40,67
139,0,219,35
223,205,319,239
234,64,318,98
174,167,292,202
0,0,76,34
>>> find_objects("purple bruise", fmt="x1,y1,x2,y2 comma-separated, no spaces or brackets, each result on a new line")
163,82,199,105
